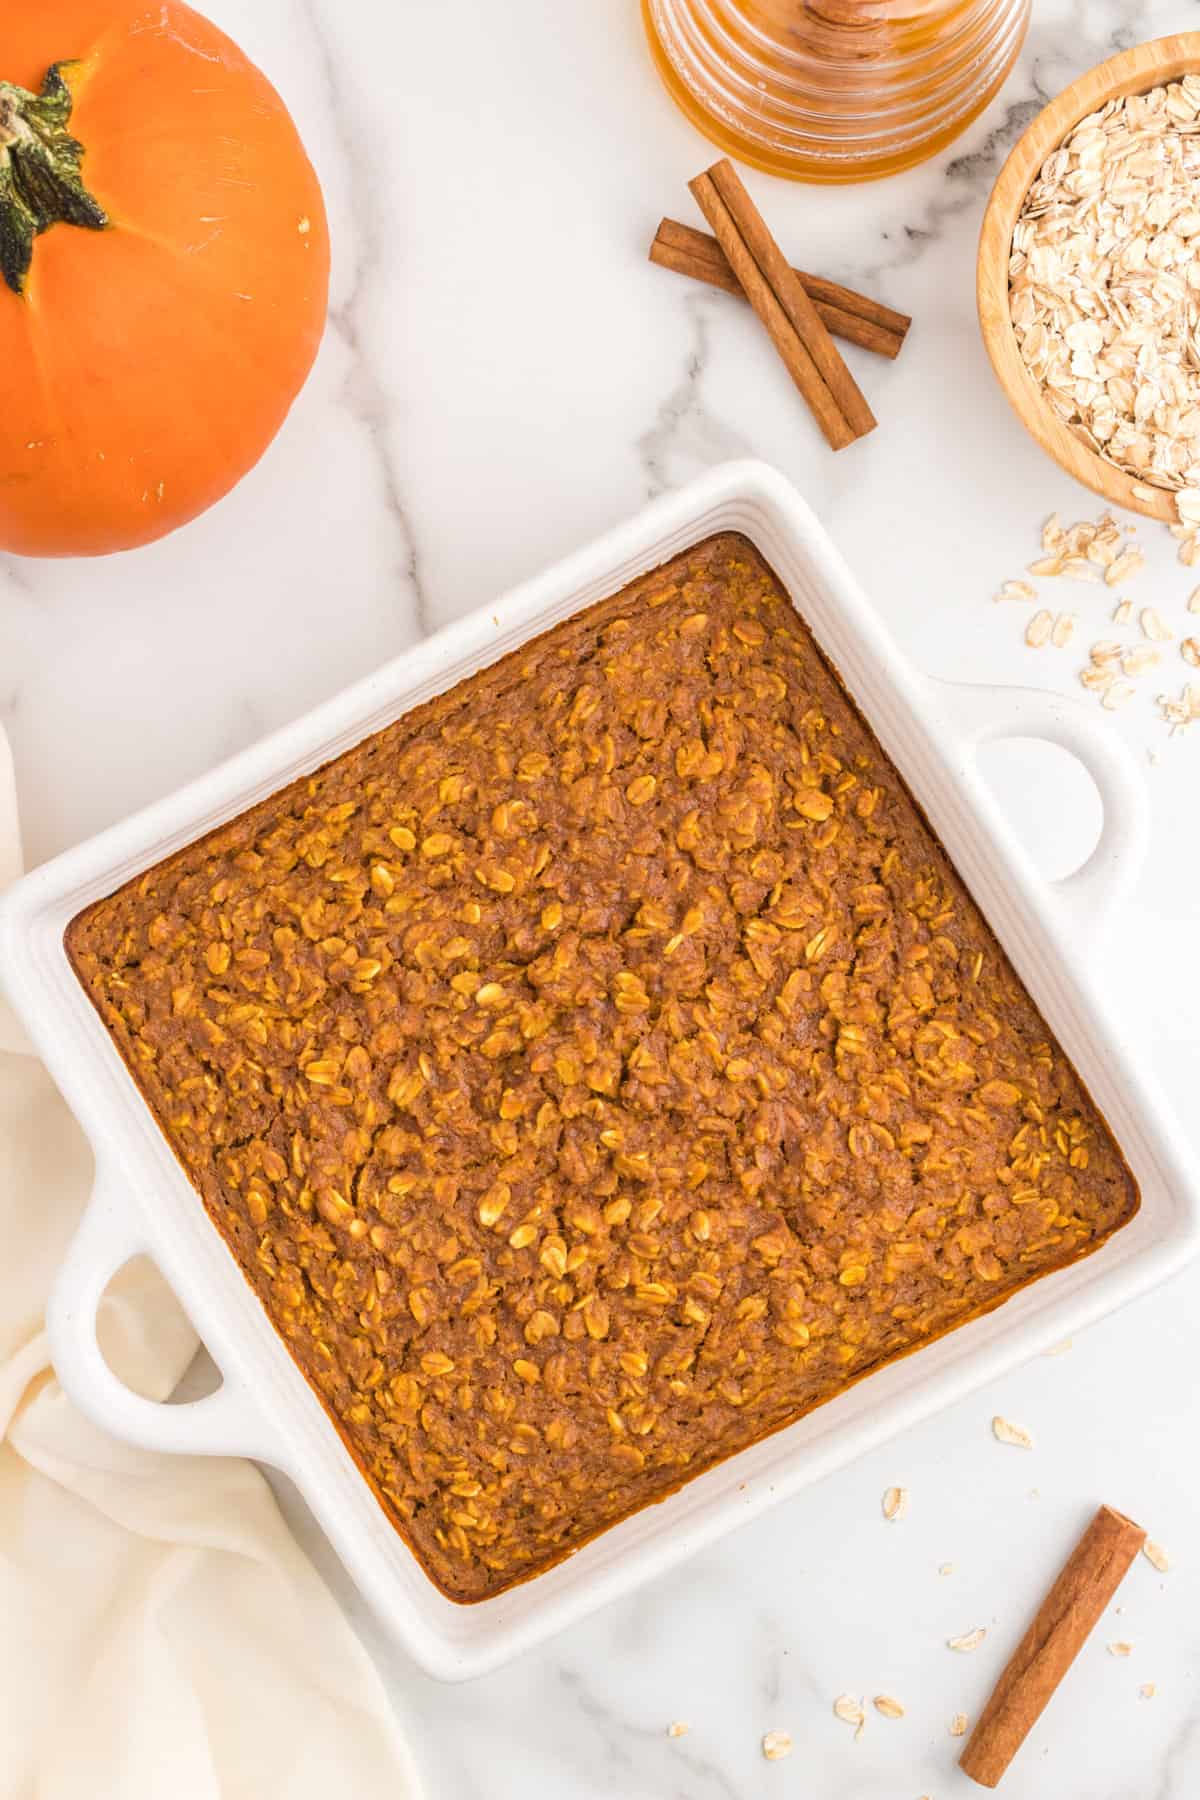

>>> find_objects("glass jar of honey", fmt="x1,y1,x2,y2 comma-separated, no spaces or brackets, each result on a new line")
642,0,1030,183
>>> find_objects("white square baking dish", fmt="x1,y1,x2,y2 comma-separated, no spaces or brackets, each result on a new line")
1,461,1196,1682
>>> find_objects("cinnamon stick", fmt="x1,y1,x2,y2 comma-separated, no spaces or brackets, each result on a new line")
650,218,910,361
690,159,877,447
686,162,873,451
960,1505,1147,1789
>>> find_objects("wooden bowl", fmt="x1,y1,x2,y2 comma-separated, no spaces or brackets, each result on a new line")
977,33,1200,524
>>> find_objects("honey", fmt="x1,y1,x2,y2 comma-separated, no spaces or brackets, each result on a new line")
643,0,1030,184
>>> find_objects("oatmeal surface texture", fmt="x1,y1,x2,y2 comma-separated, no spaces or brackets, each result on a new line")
69,533,1137,1600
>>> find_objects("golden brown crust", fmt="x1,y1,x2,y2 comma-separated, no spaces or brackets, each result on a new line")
67,533,1138,1601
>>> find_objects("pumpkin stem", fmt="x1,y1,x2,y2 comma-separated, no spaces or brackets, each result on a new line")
0,62,107,297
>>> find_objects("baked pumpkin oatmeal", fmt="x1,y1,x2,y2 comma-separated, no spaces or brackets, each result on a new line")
67,533,1138,1600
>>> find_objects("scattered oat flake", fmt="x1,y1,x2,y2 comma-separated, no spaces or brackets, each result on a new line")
992,1416,1033,1449
996,579,1037,602
950,1713,969,1737
1052,612,1076,646
1141,607,1174,641
1124,645,1162,676
667,1722,689,1738
1132,483,1158,501
1106,551,1144,586
1081,666,1115,694
1042,513,1063,549
1157,683,1200,732
1114,599,1134,625
1103,680,1136,710
1141,1683,1157,1699
1144,1540,1170,1572
1182,637,1200,666
833,1695,866,1731
1029,556,1064,577
882,1485,908,1521
948,1627,988,1653
1091,640,1124,666
1189,589,1200,612
874,1694,905,1719
1026,610,1054,647
1109,1641,1134,1657
761,1730,792,1761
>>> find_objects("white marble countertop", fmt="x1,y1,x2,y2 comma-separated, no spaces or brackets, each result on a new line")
6,1,1200,1794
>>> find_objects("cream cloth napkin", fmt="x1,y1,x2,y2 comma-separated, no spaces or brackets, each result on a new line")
0,728,424,1800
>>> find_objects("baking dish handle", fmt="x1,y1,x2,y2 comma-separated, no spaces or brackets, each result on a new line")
930,679,1148,939
48,1179,276,1462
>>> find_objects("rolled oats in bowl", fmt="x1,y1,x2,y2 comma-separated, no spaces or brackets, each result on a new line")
1010,74,1200,508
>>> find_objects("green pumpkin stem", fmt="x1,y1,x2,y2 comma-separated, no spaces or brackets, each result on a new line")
0,62,107,297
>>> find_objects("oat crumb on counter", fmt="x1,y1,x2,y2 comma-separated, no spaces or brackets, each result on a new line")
993,1417,1033,1450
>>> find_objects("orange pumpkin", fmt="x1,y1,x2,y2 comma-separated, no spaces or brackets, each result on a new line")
0,1,330,558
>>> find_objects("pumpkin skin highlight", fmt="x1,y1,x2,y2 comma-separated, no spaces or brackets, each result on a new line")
0,0,331,558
